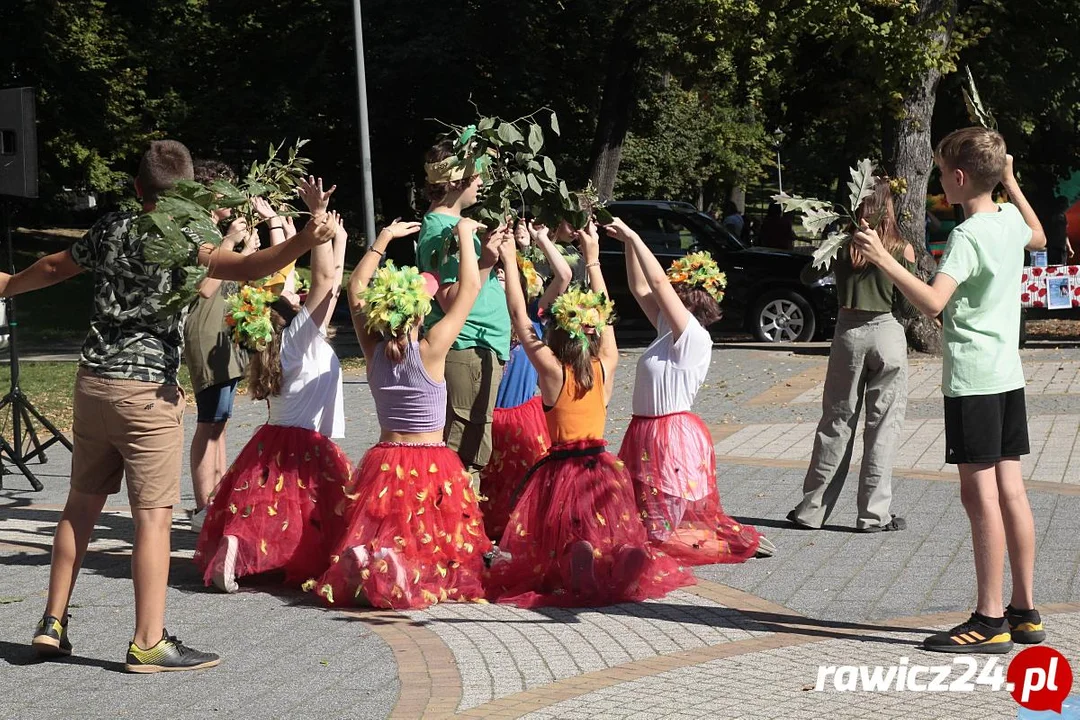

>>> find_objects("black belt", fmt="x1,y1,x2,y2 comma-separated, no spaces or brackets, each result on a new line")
510,443,605,508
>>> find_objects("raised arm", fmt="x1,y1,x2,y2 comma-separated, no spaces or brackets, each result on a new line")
1002,155,1047,251
197,218,248,299
423,218,486,359
852,221,957,317
348,219,422,359
531,222,572,311
0,249,82,297
304,211,348,332
607,217,690,338
498,236,563,402
578,222,619,393
433,222,502,313
199,213,334,281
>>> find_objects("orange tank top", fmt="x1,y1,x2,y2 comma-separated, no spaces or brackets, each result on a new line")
545,360,607,444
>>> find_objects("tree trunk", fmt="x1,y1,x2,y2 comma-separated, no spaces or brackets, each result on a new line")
588,3,651,201
887,0,958,355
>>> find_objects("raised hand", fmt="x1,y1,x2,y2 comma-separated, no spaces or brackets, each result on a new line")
577,220,600,256
603,217,637,243
1003,153,1016,184
514,219,529,248
480,224,510,268
330,211,347,241
281,214,297,240
241,229,260,256
456,217,486,239
298,176,337,216
528,221,551,244
851,219,887,266
310,212,338,245
251,196,277,220
383,218,422,239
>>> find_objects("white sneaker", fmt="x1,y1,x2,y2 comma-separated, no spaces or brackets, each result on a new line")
189,507,207,534
211,535,239,593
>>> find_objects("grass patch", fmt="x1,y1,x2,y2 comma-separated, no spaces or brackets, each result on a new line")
0,362,197,440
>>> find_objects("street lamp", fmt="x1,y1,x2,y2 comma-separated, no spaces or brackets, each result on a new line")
772,127,785,195
352,0,376,248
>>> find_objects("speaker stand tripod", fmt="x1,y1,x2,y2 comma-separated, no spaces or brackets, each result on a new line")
0,200,72,491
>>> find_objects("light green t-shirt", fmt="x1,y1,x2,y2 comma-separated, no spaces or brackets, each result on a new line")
936,203,1031,398
416,212,511,361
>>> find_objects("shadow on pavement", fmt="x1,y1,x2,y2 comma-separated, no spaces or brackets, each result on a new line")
0,639,127,673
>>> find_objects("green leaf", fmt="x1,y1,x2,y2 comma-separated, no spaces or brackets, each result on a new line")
802,206,846,236
543,156,557,182
558,180,570,204
812,231,850,270
511,173,528,191
594,206,614,225
527,124,543,154
550,112,560,136
0,596,24,604
963,66,997,130
497,123,524,145
570,210,588,229
846,158,877,214
527,174,542,195
478,117,495,132
772,193,835,216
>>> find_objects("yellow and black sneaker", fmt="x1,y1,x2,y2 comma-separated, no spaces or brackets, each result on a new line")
31,614,72,658
924,613,1013,654
124,630,221,674
1006,605,1046,644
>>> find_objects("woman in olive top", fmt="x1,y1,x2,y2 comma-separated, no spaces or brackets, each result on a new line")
787,177,917,532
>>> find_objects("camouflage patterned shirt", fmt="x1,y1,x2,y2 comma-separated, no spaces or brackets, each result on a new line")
70,212,197,385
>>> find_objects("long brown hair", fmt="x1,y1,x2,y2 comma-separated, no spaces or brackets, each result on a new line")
247,301,296,400
850,177,906,269
545,325,602,398
383,330,411,364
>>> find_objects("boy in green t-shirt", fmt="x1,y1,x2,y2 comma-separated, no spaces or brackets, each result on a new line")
416,139,511,491
853,128,1047,654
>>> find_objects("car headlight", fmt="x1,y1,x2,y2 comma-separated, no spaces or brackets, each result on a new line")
811,274,836,287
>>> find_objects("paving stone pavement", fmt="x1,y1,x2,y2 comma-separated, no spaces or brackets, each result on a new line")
2,343,1080,719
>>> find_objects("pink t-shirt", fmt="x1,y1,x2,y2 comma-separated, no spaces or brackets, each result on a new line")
631,314,712,416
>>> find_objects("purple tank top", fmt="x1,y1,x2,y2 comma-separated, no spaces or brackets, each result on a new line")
367,340,447,434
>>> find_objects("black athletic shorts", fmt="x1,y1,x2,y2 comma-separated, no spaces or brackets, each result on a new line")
943,388,1030,465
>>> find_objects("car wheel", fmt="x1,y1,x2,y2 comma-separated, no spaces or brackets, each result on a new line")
751,290,817,343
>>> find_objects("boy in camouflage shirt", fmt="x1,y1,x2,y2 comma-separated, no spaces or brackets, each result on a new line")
0,140,336,672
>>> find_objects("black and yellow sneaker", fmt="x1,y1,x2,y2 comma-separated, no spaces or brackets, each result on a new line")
124,630,221,674
1007,605,1046,644
31,614,71,658
924,613,1013,654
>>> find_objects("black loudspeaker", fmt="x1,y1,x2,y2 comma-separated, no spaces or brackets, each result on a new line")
0,87,37,199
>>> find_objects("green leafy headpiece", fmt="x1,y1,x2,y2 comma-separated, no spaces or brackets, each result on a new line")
360,262,434,338
549,286,615,349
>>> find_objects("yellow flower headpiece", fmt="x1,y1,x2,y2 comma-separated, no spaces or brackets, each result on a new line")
360,262,433,337
225,285,278,351
516,253,543,299
667,251,727,304
550,286,615,348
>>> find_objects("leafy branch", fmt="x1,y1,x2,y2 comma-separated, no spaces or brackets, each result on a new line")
136,139,313,314
773,158,883,270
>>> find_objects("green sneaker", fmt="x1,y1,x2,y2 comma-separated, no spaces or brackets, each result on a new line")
1006,605,1046,644
32,614,71,658
124,630,221,674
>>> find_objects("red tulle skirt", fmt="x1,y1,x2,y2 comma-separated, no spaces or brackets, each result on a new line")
619,413,762,565
479,396,551,540
314,442,492,610
487,439,695,608
193,425,354,586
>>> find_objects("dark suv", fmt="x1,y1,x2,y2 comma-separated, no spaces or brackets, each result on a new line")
603,201,837,342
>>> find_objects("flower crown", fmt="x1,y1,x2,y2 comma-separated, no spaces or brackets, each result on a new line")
550,285,615,348
225,285,278,351
360,261,433,337
516,253,544,299
667,251,727,304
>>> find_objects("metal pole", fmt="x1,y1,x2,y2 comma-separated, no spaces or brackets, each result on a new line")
352,0,377,246
776,149,783,195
